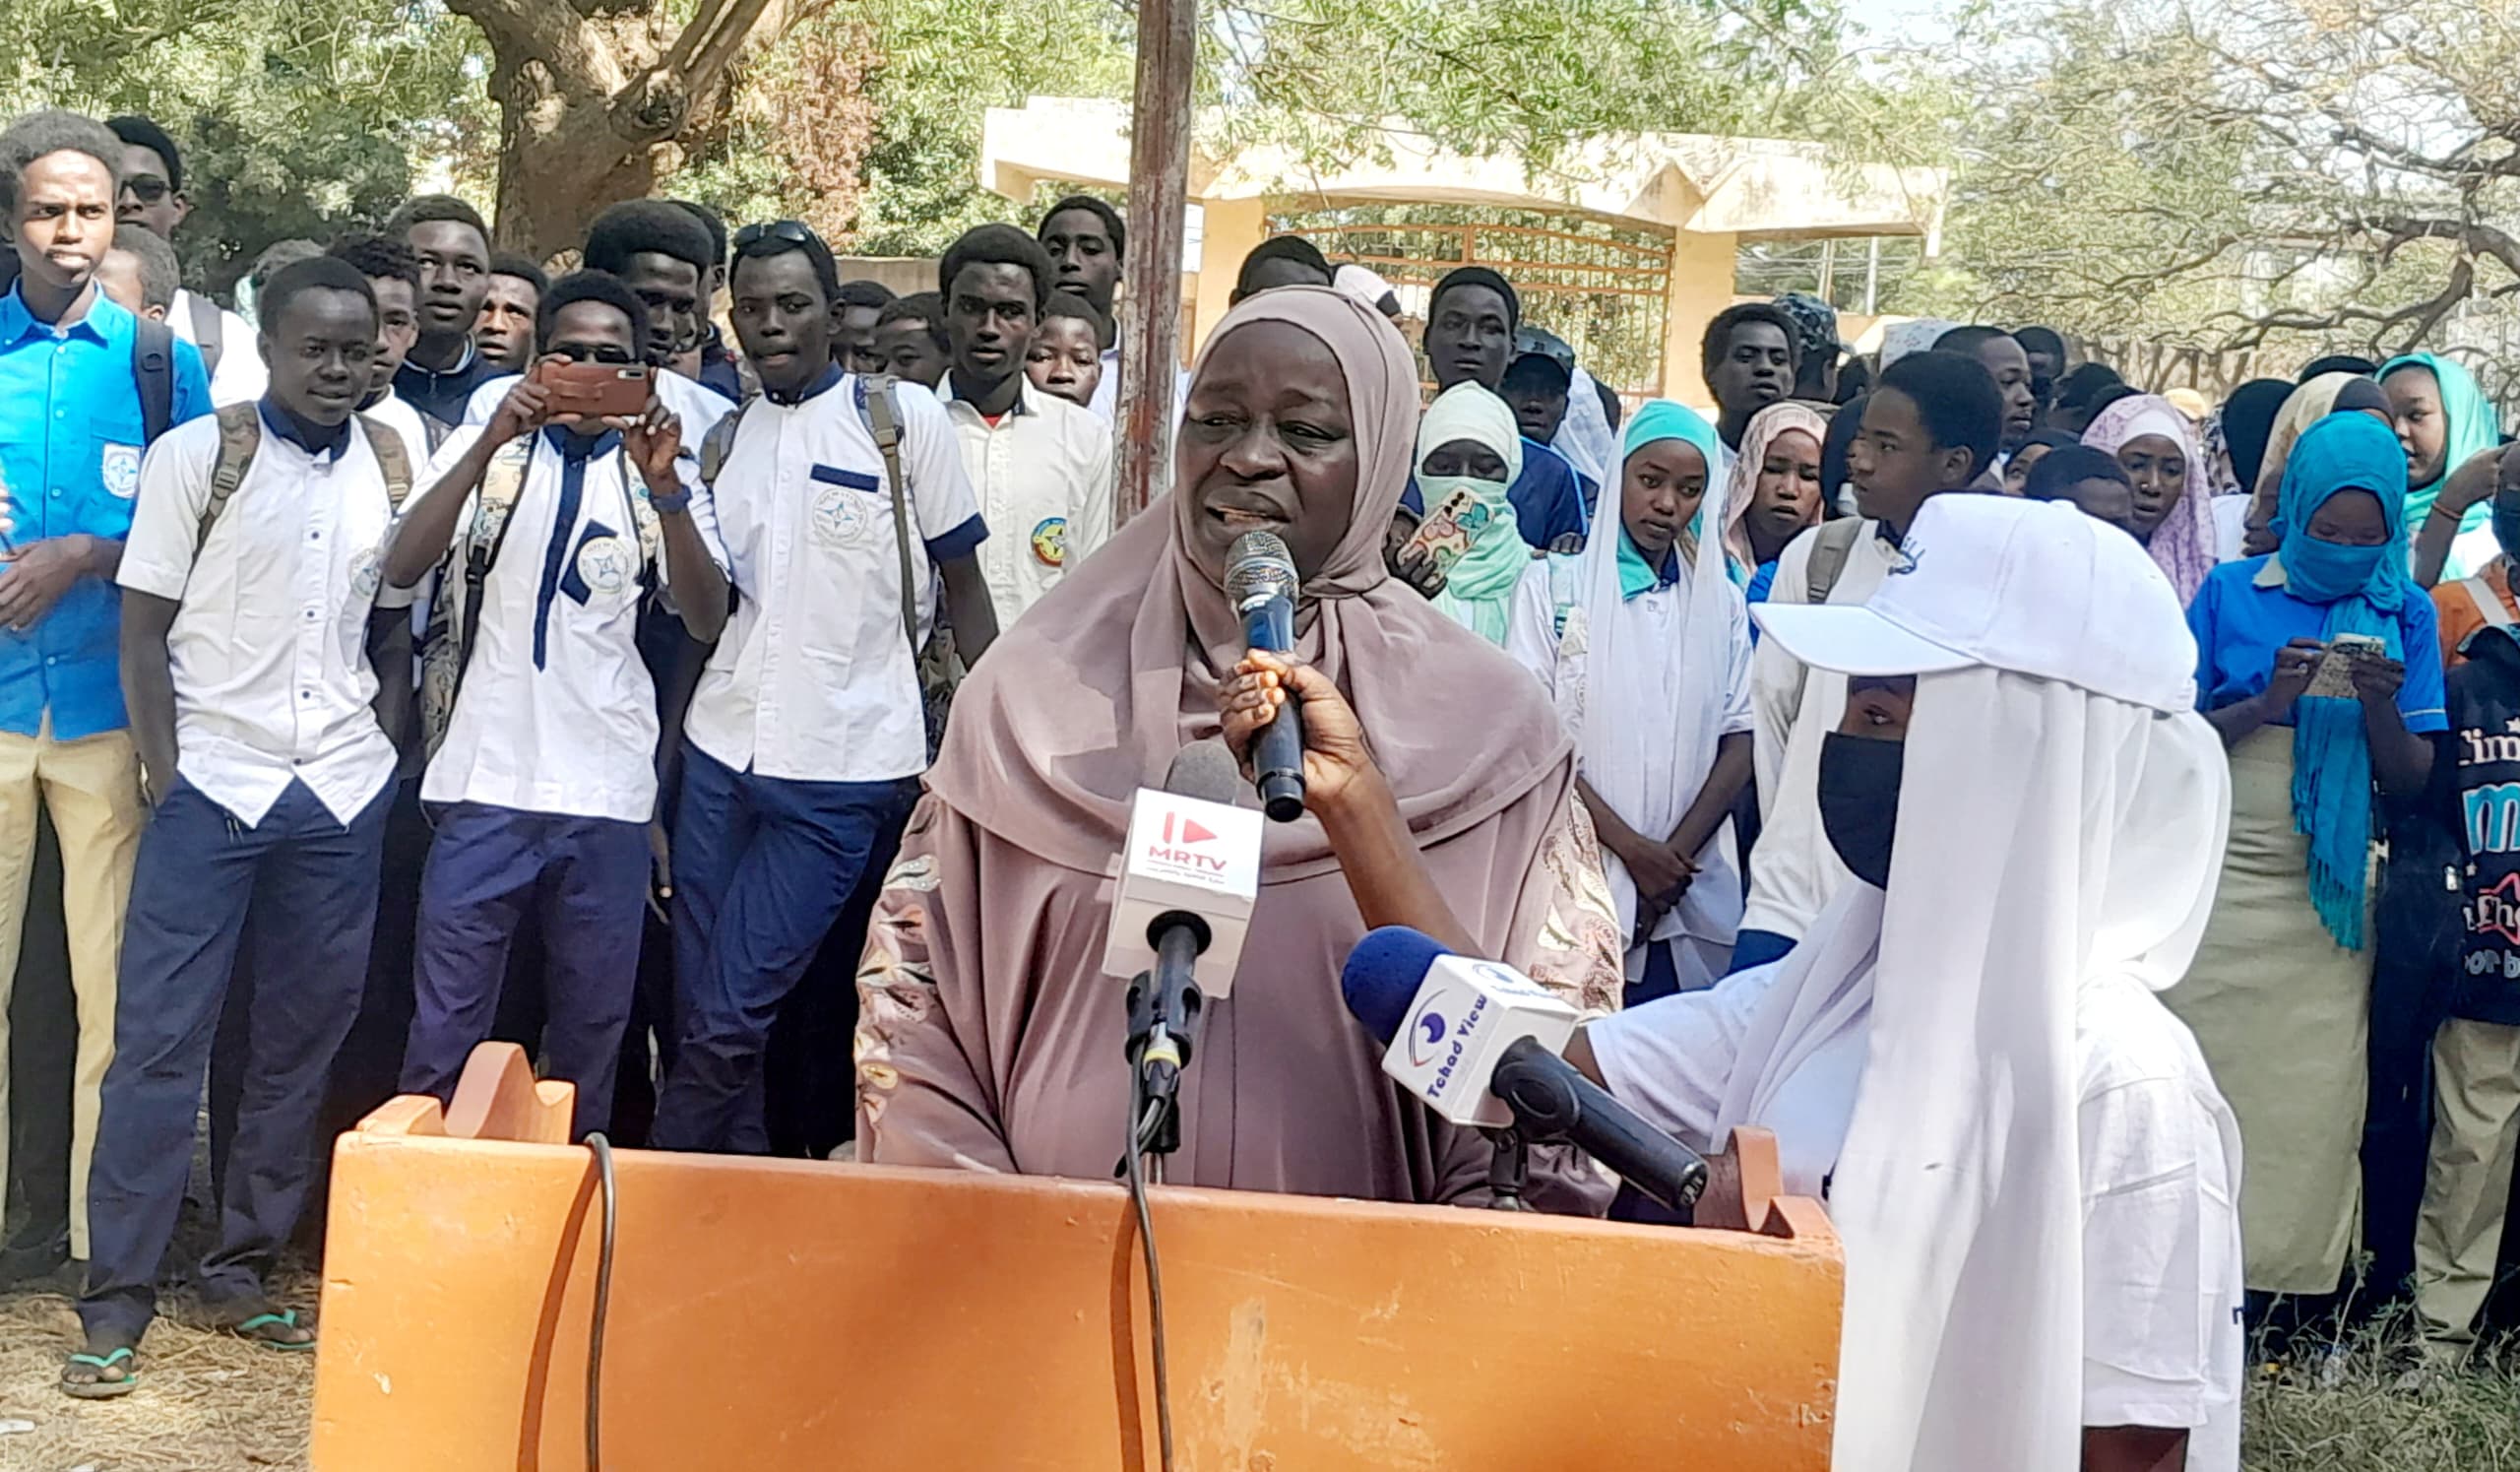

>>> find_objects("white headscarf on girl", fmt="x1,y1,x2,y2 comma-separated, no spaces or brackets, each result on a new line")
1554,364,1619,488
1414,381,1527,645
1603,497,2235,1470
1557,400,1749,950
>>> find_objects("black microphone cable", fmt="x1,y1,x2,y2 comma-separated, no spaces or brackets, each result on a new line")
1123,1063,1178,1472
582,1131,618,1472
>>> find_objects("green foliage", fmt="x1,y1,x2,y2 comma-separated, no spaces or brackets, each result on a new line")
0,0,488,291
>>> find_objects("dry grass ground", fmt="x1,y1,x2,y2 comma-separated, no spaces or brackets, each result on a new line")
0,1273,316,1472
2245,1327,2520,1471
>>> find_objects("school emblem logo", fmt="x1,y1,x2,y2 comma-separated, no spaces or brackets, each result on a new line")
349,550,383,602
1030,516,1068,567
101,443,142,500
576,535,634,598
812,483,869,548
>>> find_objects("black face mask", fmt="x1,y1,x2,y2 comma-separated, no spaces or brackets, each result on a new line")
1818,731,1903,889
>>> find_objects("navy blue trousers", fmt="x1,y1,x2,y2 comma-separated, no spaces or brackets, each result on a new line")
651,748,916,1154
401,802,649,1139
82,778,388,1341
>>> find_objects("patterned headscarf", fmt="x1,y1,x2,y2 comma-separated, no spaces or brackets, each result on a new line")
2084,394,2218,606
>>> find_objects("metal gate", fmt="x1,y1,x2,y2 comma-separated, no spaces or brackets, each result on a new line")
1270,204,1673,406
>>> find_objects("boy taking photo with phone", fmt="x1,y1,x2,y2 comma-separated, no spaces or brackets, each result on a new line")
378,269,729,1142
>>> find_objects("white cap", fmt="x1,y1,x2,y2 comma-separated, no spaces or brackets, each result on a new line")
1751,496,2198,714
1335,263,1396,308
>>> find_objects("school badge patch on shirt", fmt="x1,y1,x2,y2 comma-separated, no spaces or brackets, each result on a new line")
1030,516,1068,567
101,443,142,499
576,535,635,599
813,483,870,548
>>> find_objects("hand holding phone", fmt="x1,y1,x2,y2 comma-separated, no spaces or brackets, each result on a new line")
536,358,653,423
1399,487,1491,581
2304,632,2386,701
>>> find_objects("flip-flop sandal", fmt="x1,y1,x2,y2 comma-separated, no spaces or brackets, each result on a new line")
60,1346,139,1399
228,1310,316,1352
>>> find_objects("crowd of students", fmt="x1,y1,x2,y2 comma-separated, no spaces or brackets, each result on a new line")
5,91,2520,1450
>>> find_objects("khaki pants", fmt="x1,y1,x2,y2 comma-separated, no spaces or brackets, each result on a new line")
2413,1016,2520,1357
0,719,143,1259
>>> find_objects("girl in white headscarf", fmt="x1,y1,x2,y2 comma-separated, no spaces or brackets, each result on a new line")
1508,400,1754,999
1412,381,1528,646
1573,496,2243,1472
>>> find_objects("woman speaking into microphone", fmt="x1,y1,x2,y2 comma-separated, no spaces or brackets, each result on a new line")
855,286,1621,1208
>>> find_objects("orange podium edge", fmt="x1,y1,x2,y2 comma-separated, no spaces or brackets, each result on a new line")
312,1044,1841,1470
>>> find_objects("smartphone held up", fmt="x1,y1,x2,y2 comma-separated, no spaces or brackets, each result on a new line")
536,358,652,421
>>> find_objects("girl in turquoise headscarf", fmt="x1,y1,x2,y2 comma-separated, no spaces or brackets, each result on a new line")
1507,400,1754,1001
1410,381,1527,646
2175,409,2447,1299
2383,352,2503,579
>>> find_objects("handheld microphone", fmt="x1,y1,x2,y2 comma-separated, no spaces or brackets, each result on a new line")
1341,926,1710,1214
1225,530,1305,823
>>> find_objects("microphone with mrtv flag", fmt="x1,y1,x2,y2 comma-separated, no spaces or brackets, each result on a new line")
1341,926,1709,1214
1103,739,1262,1177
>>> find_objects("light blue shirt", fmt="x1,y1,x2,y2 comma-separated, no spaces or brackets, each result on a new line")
0,284,211,737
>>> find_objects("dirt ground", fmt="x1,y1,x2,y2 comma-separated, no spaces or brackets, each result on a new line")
0,1273,315,1472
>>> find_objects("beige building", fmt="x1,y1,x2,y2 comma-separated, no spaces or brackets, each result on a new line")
979,96,1947,409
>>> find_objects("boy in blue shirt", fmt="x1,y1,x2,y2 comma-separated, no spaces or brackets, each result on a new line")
0,109,208,1285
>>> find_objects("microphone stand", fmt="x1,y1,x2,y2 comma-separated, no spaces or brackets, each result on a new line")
1123,916,1209,1184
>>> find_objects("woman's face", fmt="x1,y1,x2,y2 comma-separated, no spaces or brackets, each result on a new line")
1750,427,1823,543
1176,320,1358,582
1621,439,1709,563
2306,487,2389,547
2385,366,2447,486
1421,437,1510,481
2001,440,2053,497
2117,432,2189,541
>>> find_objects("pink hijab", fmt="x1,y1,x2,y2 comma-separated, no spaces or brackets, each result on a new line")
2084,394,2218,605
1722,400,1832,575
925,286,1573,881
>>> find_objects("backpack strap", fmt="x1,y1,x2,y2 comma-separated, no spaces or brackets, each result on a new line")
855,374,922,654
187,292,223,377
2464,573,2515,630
354,413,414,511
418,441,533,758
132,318,174,447
697,398,753,491
1803,517,1865,606
195,404,264,558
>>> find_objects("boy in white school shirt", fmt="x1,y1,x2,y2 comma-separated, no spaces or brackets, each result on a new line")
69,259,410,1391
935,224,1112,627
385,271,729,1142
648,221,997,1155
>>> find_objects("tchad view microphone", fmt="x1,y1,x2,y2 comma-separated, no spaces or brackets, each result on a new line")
1341,926,1710,1214
1225,530,1306,823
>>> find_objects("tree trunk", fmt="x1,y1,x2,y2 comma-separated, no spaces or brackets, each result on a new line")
448,0,793,259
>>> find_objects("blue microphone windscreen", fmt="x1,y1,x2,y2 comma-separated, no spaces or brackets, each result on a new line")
1340,926,1452,1044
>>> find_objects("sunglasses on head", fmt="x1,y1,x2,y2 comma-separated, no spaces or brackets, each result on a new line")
121,177,170,204
732,219,818,251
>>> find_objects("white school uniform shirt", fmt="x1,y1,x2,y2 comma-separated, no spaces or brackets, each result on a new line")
1739,520,1897,941
117,405,408,826
1588,963,2242,1471
360,389,431,467
942,376,1112,627
1087,344,1191,423
683,370,985,785
1505,549,1754,950
170,288,268,409
464,367,735,448
408,424,724,823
